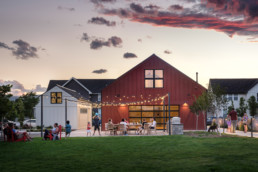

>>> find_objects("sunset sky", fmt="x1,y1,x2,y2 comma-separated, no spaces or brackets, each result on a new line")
0,0,258,96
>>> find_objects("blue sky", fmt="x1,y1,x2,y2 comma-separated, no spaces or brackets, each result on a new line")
0,0,258,96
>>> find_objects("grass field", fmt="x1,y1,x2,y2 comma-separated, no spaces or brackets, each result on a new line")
1,132,258,172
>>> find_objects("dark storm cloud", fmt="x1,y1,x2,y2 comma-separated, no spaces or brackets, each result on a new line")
88,17,116,27
123,52,137,58
101,0,258,38
164,50,172,54
81,33,90,42
92,69,107,74
0,40,39,60
12,40,38,59
57,6,75,11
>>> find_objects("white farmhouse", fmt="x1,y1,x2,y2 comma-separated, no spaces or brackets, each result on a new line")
209,78,258,117
35,77,114,129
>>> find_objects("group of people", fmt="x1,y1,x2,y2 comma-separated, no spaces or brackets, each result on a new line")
106,117,157,135
43,120,72,140
227,108,248,133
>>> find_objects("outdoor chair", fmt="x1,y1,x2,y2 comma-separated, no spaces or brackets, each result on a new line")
143,123,150,135
45,125,62,140
104,123,108,135
107,123,115,135
149,125,157,135
118,124,127,135
4,127,27,142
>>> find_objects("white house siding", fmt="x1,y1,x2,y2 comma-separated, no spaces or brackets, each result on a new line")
77,103,92,129
215,84,258,118
35,86,92,129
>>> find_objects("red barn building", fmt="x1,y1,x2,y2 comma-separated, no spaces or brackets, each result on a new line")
101,54,207,130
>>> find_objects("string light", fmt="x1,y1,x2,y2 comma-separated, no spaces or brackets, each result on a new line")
101,94,168,106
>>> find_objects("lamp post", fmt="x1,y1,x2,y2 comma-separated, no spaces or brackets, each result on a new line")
41,94,43,138
163,98,165,132
65,98,67,125
168,93,171,135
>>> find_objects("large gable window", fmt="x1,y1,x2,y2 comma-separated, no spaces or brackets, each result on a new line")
145,70,163,88
51,92,62,104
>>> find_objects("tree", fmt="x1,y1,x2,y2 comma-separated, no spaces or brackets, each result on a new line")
15,98,25,126
236,97,248,117
247,96,257,117
198,91,211,129
208,85,228,134
247,96,258,138
5,101,18,121
190,100,201,130
0,84,13,120
20,92,39,119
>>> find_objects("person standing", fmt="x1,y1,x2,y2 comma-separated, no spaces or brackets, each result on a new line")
93,115,101,136
242,113,248,133
87,122,91,136
65,120,71,137
229,108,238,133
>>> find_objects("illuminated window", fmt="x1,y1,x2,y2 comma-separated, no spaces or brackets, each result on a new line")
51,92,62,104
145,70,163,88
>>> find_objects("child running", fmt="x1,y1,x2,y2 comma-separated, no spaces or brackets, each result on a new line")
87,122,91,136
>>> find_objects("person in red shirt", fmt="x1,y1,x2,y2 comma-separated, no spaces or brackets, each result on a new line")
228,108,238,133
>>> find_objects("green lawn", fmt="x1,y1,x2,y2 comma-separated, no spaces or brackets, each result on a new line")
1,133,258,172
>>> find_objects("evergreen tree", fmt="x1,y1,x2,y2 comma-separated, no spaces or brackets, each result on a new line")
236,97,248,117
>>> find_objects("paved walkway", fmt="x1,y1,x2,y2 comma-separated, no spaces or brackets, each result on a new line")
218,128,258,138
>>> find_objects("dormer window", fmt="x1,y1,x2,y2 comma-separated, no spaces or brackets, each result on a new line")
145,70,163,88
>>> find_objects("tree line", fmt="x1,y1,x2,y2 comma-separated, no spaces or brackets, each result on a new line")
190,85,258,130
0,84,39,126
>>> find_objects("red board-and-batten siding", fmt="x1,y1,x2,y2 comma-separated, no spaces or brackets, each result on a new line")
102,54,207,130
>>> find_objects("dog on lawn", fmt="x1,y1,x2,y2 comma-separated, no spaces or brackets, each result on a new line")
208,125,218,132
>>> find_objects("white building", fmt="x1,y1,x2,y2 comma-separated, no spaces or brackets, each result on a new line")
209,78,258,117
35,77,114,129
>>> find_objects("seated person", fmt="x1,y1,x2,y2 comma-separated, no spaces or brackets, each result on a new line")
120,119,128,135
149,118,157,129
108,118,113,125
10,123,32,141
137,119,147,135
52,123,59,140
